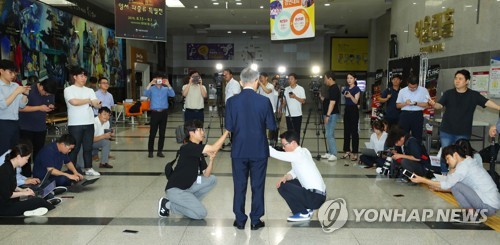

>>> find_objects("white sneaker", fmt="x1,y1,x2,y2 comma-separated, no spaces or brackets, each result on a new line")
328,155,338,161
321,153,331,159
85,168,101,176
24,207,48,217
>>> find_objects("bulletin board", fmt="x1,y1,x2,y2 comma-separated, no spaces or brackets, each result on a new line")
489,57,500,98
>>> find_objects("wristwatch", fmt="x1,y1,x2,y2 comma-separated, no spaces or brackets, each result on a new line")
413,102,418,106
326,115,330,117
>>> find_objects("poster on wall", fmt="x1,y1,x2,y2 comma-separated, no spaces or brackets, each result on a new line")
330,38,368,71
0,0,125,87
387,55,421,87
471,71,489,97
114,0,165,42
187,43,234,60
270,0,315,41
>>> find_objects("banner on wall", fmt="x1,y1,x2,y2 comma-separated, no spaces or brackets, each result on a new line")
387,55,421,86
270,0,315,41
114,0,165,42
489,57,500,98
330,38,368,71
187,43,234,60
0,0,125,87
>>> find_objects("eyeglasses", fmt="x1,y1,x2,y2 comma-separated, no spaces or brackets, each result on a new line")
282,142,291,147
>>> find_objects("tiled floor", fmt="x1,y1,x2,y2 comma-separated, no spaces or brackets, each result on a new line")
1,106,499,244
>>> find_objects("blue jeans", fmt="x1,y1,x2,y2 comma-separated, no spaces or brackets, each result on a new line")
325,114,338,156
439,131,468,174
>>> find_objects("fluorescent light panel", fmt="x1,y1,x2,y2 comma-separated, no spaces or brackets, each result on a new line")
37,0,75,6
165,0,185,8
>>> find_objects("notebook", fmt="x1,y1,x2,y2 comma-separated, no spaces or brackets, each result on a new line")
360,148,379,157
19,169,53,190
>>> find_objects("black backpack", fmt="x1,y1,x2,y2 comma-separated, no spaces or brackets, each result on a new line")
129,101,142,113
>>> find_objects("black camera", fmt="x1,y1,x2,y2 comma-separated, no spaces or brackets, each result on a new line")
376,166,390,176
214,72,223,89
309,80,321,95
192,75,201,84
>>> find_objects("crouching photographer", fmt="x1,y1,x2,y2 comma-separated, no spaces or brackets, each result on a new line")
385,126,429,179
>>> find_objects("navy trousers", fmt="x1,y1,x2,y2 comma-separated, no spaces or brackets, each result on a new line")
232,157,267,225
277,179,326,214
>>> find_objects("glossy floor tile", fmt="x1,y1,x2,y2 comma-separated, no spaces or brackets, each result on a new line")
1,108,498,244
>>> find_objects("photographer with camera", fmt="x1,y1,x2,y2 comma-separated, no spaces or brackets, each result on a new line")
284,73,306,143
145,73,176,158
385,126,429,180
182,71,207,124
411,144,500,221
320,71,340,161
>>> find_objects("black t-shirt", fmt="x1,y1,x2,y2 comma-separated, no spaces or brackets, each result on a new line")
165,141,206,190
0,161,17,206
438,89,488,136
402,137,422,160
323,84,341,115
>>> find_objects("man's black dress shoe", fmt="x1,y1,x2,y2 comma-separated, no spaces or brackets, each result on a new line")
251,220,265,230
157,152,165,158
233,220,244,230
148,152,154,158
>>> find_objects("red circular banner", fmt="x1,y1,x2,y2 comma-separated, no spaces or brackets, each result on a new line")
290,9,310,35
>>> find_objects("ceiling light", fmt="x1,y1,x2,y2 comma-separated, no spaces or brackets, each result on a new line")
260,6,264,9
194,6,198,8
242,31,247,34
325,3,331,6
165,0,185,8
465,5,473,7
37,0,75,6
236,3,242,6
213,2,219,5
227,31,232,34
403,30,409,33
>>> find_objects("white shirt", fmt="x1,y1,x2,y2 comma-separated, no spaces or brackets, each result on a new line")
396,86,430,111
94,116,110,137
440,157,500,209
368,132,387,152
64,85,98,126
225,78,241,103
258,82,277,112
284,85,306,117
269,146,326,192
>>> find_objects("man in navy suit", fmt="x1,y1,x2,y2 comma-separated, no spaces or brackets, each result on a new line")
225,67,277,230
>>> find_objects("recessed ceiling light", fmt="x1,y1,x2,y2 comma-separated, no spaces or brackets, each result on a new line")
260,6,264,9
213,2,219,5
465,5,473,7
236,2,242,5
165,0,185,8
442,6,445,9
325,3,330,6
194,6,198,8
227,31,232,34
242,31,246,34
413,2,416,5
403,30,409,33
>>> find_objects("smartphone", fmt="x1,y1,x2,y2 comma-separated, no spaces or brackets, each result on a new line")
402,169,415,179
288,92,293,95
104,129,113,134
123,230,138,234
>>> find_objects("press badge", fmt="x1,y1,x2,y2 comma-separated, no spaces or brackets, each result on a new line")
196,176,202,184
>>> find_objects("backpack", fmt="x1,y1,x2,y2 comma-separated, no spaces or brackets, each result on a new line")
129,101,142,113
175,125,185,144
164,150,180,179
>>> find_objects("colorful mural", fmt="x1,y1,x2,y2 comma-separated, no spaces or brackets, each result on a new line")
0,0,125,87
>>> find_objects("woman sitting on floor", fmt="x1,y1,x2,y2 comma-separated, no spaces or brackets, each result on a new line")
0,143,55,217
359,120,387,168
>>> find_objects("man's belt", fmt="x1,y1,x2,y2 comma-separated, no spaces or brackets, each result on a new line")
151,109,166,112
308,189,326,196
186,108,204,112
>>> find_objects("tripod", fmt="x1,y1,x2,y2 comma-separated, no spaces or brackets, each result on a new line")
272,87,293,148
300,91,328,160
204,77,225,146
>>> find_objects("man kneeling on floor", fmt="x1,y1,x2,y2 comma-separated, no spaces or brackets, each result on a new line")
158,119,229,219
411,144,500,222
269,131,326,222
33,134,84,187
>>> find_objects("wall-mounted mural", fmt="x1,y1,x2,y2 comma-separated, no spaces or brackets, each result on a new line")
0,0,125,87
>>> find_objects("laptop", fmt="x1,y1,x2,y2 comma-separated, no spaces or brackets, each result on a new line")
19,169,53,190
35,180,56,198
360,148,379,158
67,176,100,193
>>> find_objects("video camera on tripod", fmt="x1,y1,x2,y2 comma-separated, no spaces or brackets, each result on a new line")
309,80,322,96
214,72,223,89
275,76,288,97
